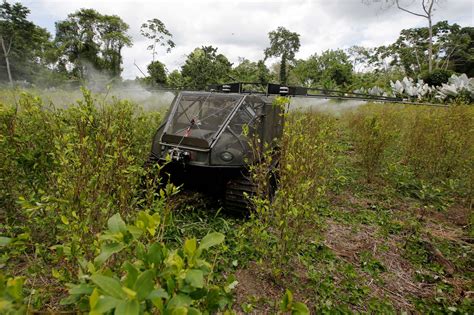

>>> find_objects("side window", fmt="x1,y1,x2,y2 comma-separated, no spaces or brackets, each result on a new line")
229,101,263,135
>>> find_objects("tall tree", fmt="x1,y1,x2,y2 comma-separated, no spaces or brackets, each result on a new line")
290,50,353,88
291,57,320,86
256,60,272,84
140,18,175,62
181,46,232,89
231,58,271,84
365,0,441,73
232,58,258,82
0,1,47,85
146,60,167,85
167,69,184,88
264,26,300,84
448,27,473,77
100,15,132,77
55,9,132,79
347,45,372,72
382,21,464,76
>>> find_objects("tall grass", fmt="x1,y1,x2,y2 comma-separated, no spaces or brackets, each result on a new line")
1,89,246,313
346,104,474,205
248,102,473,275
247,99,339,273
346,106,399,183
2,90,473,311
0,90,163,305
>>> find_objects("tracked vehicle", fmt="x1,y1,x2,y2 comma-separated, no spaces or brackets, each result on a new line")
147,82,408,211
148,83,288,211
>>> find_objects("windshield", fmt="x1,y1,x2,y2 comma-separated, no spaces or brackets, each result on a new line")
165,92,243,144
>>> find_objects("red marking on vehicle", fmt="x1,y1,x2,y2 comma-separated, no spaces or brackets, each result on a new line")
184,126,191,137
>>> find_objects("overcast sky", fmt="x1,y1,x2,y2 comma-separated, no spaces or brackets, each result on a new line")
19,0,474,79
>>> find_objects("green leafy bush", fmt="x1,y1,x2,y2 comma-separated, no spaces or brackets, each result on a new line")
62,213,232,314
347,107,398,183
247,97,338,272
422,69,454,87
0,274,26,314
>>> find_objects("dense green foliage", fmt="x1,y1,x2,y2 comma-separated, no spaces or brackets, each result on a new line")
264,27,301,84
4,89,473,313
422,68,454,86
0,1,55,84
145,60,167,86
55,9,132,79
181,46,232,90
140,18,175,59
0,1,472,312
292,49,354,88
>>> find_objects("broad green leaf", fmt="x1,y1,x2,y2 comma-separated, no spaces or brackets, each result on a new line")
69,283,94,295
149,292,164,314
146,243,163,266
6,277,24,300
92,296,121,313
0,237,12,246
167,278,176,294
171,306,188,315
123,262,139,289
164,250,184,271
280,289,293,311
122,286,137,299
292,302,310,315
89,288,100,309
108,213,127,233
60,294,80,305
134,270,155,300
99,232,123,242
167,294,192,309
188,307,202,315
184,238,197,258
197,232,225,251
60,215,69,225
148,288,169,300
91,275,126,299
185,269,204,288
51,269,61,279
94,243,127,266
127,225,143,239
115,299,139,315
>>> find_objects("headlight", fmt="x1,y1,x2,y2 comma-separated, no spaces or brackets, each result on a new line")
220,151,234,162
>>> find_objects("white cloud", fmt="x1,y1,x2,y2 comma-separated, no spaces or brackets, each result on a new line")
20,0,474,79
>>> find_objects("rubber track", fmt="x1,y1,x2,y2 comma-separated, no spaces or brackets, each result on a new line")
224,176,256,213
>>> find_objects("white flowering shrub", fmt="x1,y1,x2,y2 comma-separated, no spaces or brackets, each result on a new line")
353,86,387,97
354,73,473,104
390,77,434,100
436,74,474,103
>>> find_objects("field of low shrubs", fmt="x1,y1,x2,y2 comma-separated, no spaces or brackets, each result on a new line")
1,89,473,314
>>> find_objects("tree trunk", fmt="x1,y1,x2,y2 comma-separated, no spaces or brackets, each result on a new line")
0,35,13,86
280,54,287,84
394,0,435,73
428,16,433,73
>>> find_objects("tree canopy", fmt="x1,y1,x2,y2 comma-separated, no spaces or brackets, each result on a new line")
264,27,301,84
0,1,53,84
145,60,167,85
181,46,232,90
140,18,175,61
55,8,132,79
291,50,353,88
0,0,472,92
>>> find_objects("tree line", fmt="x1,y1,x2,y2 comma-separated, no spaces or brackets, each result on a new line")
0,0,472,90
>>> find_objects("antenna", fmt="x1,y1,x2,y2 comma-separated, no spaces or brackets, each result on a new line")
134,60,147,78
